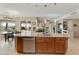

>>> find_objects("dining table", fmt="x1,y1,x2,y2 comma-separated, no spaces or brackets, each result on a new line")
1,31,15,42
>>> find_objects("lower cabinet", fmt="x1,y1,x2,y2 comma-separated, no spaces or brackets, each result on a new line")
47,38,55,53
16,37,68,54
36,37,55,53
36,37,49,53
15,37,23,53
55,37,68,54
36,37,68,54
36,42,48,53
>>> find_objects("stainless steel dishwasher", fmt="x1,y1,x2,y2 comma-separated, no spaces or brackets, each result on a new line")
23,37,35,53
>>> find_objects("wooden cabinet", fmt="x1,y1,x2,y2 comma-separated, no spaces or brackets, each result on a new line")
36,37,55,53
15,37,23,53
55,37,68,54
15,36,68,54
36,37,68,54
47,37,55,53
36,37,49,53
36,42,48,53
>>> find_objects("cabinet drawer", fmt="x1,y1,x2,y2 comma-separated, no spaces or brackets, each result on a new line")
36,37,50,42
55,40,65,43
55,37,66,41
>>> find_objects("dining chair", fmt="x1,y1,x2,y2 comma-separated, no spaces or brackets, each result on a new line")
7,32,14,41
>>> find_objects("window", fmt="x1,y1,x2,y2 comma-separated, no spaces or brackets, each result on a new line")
1,22,6,27
8,22,15,28
0,20,15,31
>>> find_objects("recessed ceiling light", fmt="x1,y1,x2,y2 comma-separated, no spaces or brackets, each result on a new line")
44,5,47,7
25,3,30,5
35,4,38,7
54,3,56,5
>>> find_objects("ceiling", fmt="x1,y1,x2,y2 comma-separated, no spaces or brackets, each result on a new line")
0,3,79,19
64,12,79,19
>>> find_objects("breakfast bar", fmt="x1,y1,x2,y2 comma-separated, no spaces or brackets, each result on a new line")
15,33,68,54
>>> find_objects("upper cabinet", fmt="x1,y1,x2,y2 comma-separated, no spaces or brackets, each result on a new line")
20,19,37,32
56,20,62,33
63,20,68,34
19,17,68,34
56,19,68,34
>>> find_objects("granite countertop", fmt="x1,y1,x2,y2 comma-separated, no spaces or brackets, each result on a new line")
14,32,69,37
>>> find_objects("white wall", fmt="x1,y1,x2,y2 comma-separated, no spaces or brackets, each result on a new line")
67,19,79,39
67,20,73,39
73,20,79,38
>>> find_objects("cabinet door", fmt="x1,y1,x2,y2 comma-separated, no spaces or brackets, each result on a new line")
36,42,48,53
55,37,67,54
47,38,55,53
36,37,49,53
16,37,23,53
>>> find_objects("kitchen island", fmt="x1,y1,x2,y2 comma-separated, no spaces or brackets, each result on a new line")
15,33,69,54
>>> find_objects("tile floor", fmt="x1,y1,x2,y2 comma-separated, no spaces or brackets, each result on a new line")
0,38,18,55
0,37,79,55
66,38,79,55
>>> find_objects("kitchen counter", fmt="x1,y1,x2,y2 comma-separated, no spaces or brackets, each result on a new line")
14,32,69,37
15,32,68,54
